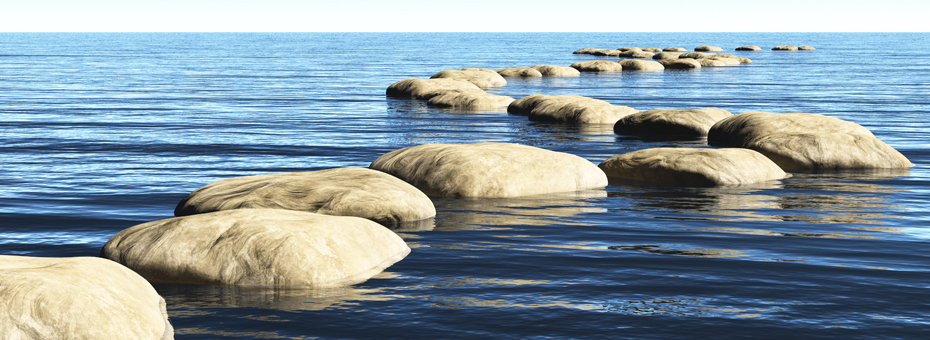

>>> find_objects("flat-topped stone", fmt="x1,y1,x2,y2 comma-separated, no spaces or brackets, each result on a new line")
573,48,601,54
618,51,655,58
708,111,874,146
799,46,816,50
570,60,624,72
614,108,733,137
664,47,687,52
642,47,662,52
736,46,762,51
593,49,622,56
430,68,507,88
658,59,702,69
427,89,515,109
531,65,581,76
370,143,608,198
652,52,682,60
102,209,411,287
695,46,723,52
1,255,173,340
714,54,752,63
618,59,665,71
508,94,638,124
773,45,799,51
495,67,543,78
598,148,788,186
679,52,715,59
386,78,481,99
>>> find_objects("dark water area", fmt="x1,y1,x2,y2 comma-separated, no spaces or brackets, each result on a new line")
1,32,929,339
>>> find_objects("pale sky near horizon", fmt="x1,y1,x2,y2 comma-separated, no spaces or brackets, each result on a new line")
1,0,927,32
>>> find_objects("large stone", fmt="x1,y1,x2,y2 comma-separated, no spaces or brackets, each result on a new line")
570,60,624,72
0,256,173,340
642,47,662,52
799,46,816,50
679,52,715,59
618,59,665,71
736,46,762,51
618,47,643,52
175,167,436,224
531,65,581,76
658,59,702,69
598,148,788,186
708,111,912,171
508,94,638,124
495,67,543,78
664,47,687,52
369,143,608,198
652,52,682,60
573,48,602,54
427,89,515,109
593,49,621,56
386,78,481,99
614,108,733,137
618,50,655,58
430,68,507,88
101,209,410,287
695,46,724,52
773,45,799,51
714,54,752,63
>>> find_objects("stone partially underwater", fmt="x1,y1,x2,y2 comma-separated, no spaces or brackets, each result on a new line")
598,148,788,186
614,108,733,137
508,94,638,124
386,77,514,110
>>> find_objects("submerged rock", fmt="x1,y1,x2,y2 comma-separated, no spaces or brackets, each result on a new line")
570,60,624,72
430,68,507,88
508,94,638,124
598,148,788,186
175,167,436,224
614,108,733,137
427,89,515,109
736,46,762,51
618,59,665,71
773,45,799,51
369,142,608,198
102,209,410,287
495,67,543,78
695,46,723,52
386,78,481,99
658,58,702,69
0,255,173,340
531,65,581,76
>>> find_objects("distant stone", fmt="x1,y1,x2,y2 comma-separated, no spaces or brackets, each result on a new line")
386,78,481,99
427,89,515,109
102,209,411,287
508,94,638,124
0,255,173,340
430,68,507,88
614,108,733,137
369,143,608,198
532,65,581,76
573,48,601,55
495,67,543,78
618,47,643,52
658,59,702,69
706,57,741,66
642,47,663,52
598,148,788,186
619,51,656,58
708,111,912,171
714,54,752,63
695,46,724,52
799,46,816,50
698,59,729,67
772,45,799,51
664,47,687,52
618,59,665,71
652,52,682,60
736,46,762,51
679,52,715,59
593,49,622,56
570,60,624,72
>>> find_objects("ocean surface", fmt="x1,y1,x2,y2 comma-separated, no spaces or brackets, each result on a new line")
1,32,928,339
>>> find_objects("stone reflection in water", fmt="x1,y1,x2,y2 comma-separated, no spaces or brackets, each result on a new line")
782,169,910,194
508,122,616,143
601,298,778,318
608,245,747,258
432,189,607,230
608,181,782,222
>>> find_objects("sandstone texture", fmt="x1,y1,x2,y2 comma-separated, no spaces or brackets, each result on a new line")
531,65,581,76
0,256,173,340
695,46,724,52
593,49,621,56
427,89,515,109
642,47,662,52
619,51,655,58
495,67,543,78
652,52,682,60
614,108,733,137
573,48,601,54
386,78,481,99
430,68,507,88
773,45,799,51
102,209,410,287
658,59,702,69
570,60,624,72
508,94,638,124
618,59,665,71
736,46,762,51
679,52,715,59
598,148,788,186
369,143,608,198
175,167,436,224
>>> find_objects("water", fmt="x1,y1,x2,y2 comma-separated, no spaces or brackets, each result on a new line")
1,32,929,339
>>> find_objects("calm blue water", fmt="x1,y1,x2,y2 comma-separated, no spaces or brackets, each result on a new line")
1,33,929,339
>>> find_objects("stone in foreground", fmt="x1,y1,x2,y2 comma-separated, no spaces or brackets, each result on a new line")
175,167,436,224
102,209,410,287
614,108,733,137
430,68,507,88
386,78,481,99
369,143,608,198
0,255,173,340
598,148,788,186
570,60,624,72
508,94,638,124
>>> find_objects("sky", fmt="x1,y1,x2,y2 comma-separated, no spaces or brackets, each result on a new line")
1,0,927,32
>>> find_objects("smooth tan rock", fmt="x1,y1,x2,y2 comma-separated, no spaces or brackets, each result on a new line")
495,67,543,78
714,54,752,63
386,78,481,99
427,89,515,109
570,60,624,72
369,143,608,198
706,57,741,66
736,46,762,51
773,45,799,51
708,111,912,171
664,47,687,52
102,209,410,287
430,68,507,88
618,47,643,52
658,59,702,69
652,52,682,60
799,46,816,50
598,148,788,186
0,256,173,340
618,59,665,71
175,167,436,224
642,47,662,52
619,51,655,58
695,46,723,52
508,94,638,124
614,108,733,137
679,52,715,59
531,65,581,76
593,49,621,56
699,59,729,67
573,48,601,54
